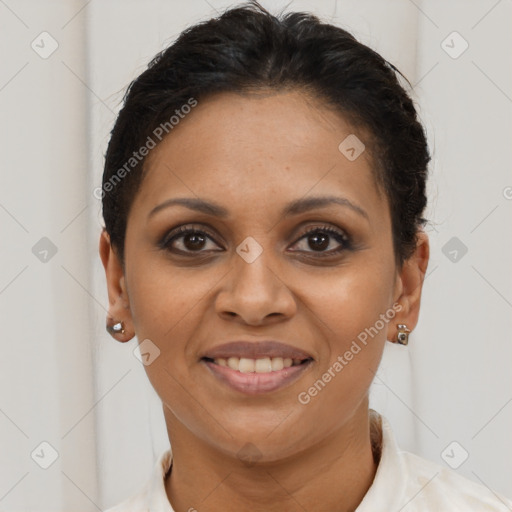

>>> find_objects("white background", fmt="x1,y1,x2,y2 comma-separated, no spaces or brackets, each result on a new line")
1,0,511,509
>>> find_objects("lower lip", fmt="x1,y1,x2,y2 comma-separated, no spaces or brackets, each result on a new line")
202,359,313,395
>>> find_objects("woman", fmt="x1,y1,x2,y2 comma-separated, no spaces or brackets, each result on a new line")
98,2,512,510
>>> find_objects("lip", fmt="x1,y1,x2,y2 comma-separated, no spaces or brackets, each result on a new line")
201,340,314,361
202,358,313,395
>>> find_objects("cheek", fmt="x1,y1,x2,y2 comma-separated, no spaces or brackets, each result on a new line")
296,258,394,403
127,257,213,341
125,256,233,382
292,274,390,438
305,260,395,348
126,263,214,420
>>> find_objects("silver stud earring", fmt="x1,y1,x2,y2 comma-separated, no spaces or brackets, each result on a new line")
106,321,125,336
396,324,410,345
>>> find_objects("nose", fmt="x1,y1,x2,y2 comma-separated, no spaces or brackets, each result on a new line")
215,247,297,326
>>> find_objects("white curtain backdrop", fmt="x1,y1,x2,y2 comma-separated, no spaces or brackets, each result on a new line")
1,1,511,510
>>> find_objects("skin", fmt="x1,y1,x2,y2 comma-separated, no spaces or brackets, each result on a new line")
99,89,429,512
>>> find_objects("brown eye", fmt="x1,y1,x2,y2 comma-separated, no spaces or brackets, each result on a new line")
290,226,351,255
161,226,223,254
182,232,207,251
307,231,330,251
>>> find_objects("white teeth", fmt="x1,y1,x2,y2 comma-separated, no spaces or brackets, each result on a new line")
212,356,305,372
227,357,239,370
239,358,254,373
271,357,284,371
255,357,272,373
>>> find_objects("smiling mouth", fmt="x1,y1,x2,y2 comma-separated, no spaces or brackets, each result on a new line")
201,356,314,395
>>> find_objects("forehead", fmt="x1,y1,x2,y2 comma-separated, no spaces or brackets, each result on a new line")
130,90,387,226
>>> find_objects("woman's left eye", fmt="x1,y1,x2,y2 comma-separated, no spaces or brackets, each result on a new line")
290,226,351,255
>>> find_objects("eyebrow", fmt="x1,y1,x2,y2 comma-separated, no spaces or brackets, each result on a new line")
148,195,369,221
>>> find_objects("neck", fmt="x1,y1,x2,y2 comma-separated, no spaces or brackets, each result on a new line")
163,403,379,512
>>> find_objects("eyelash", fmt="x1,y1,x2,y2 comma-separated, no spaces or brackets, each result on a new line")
159,224,352,258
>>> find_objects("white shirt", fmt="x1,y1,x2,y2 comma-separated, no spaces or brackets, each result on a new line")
105,411,512,511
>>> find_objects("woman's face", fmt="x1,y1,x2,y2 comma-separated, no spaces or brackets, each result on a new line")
102,89,426,461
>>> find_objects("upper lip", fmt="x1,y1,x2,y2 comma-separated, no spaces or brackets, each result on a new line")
201,341,314,361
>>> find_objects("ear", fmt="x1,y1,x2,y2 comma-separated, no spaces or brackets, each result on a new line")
390,230,430,341
99,228,135,342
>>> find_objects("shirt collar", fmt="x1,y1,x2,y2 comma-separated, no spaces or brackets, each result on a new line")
148,448,174,512
355,410,407,510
